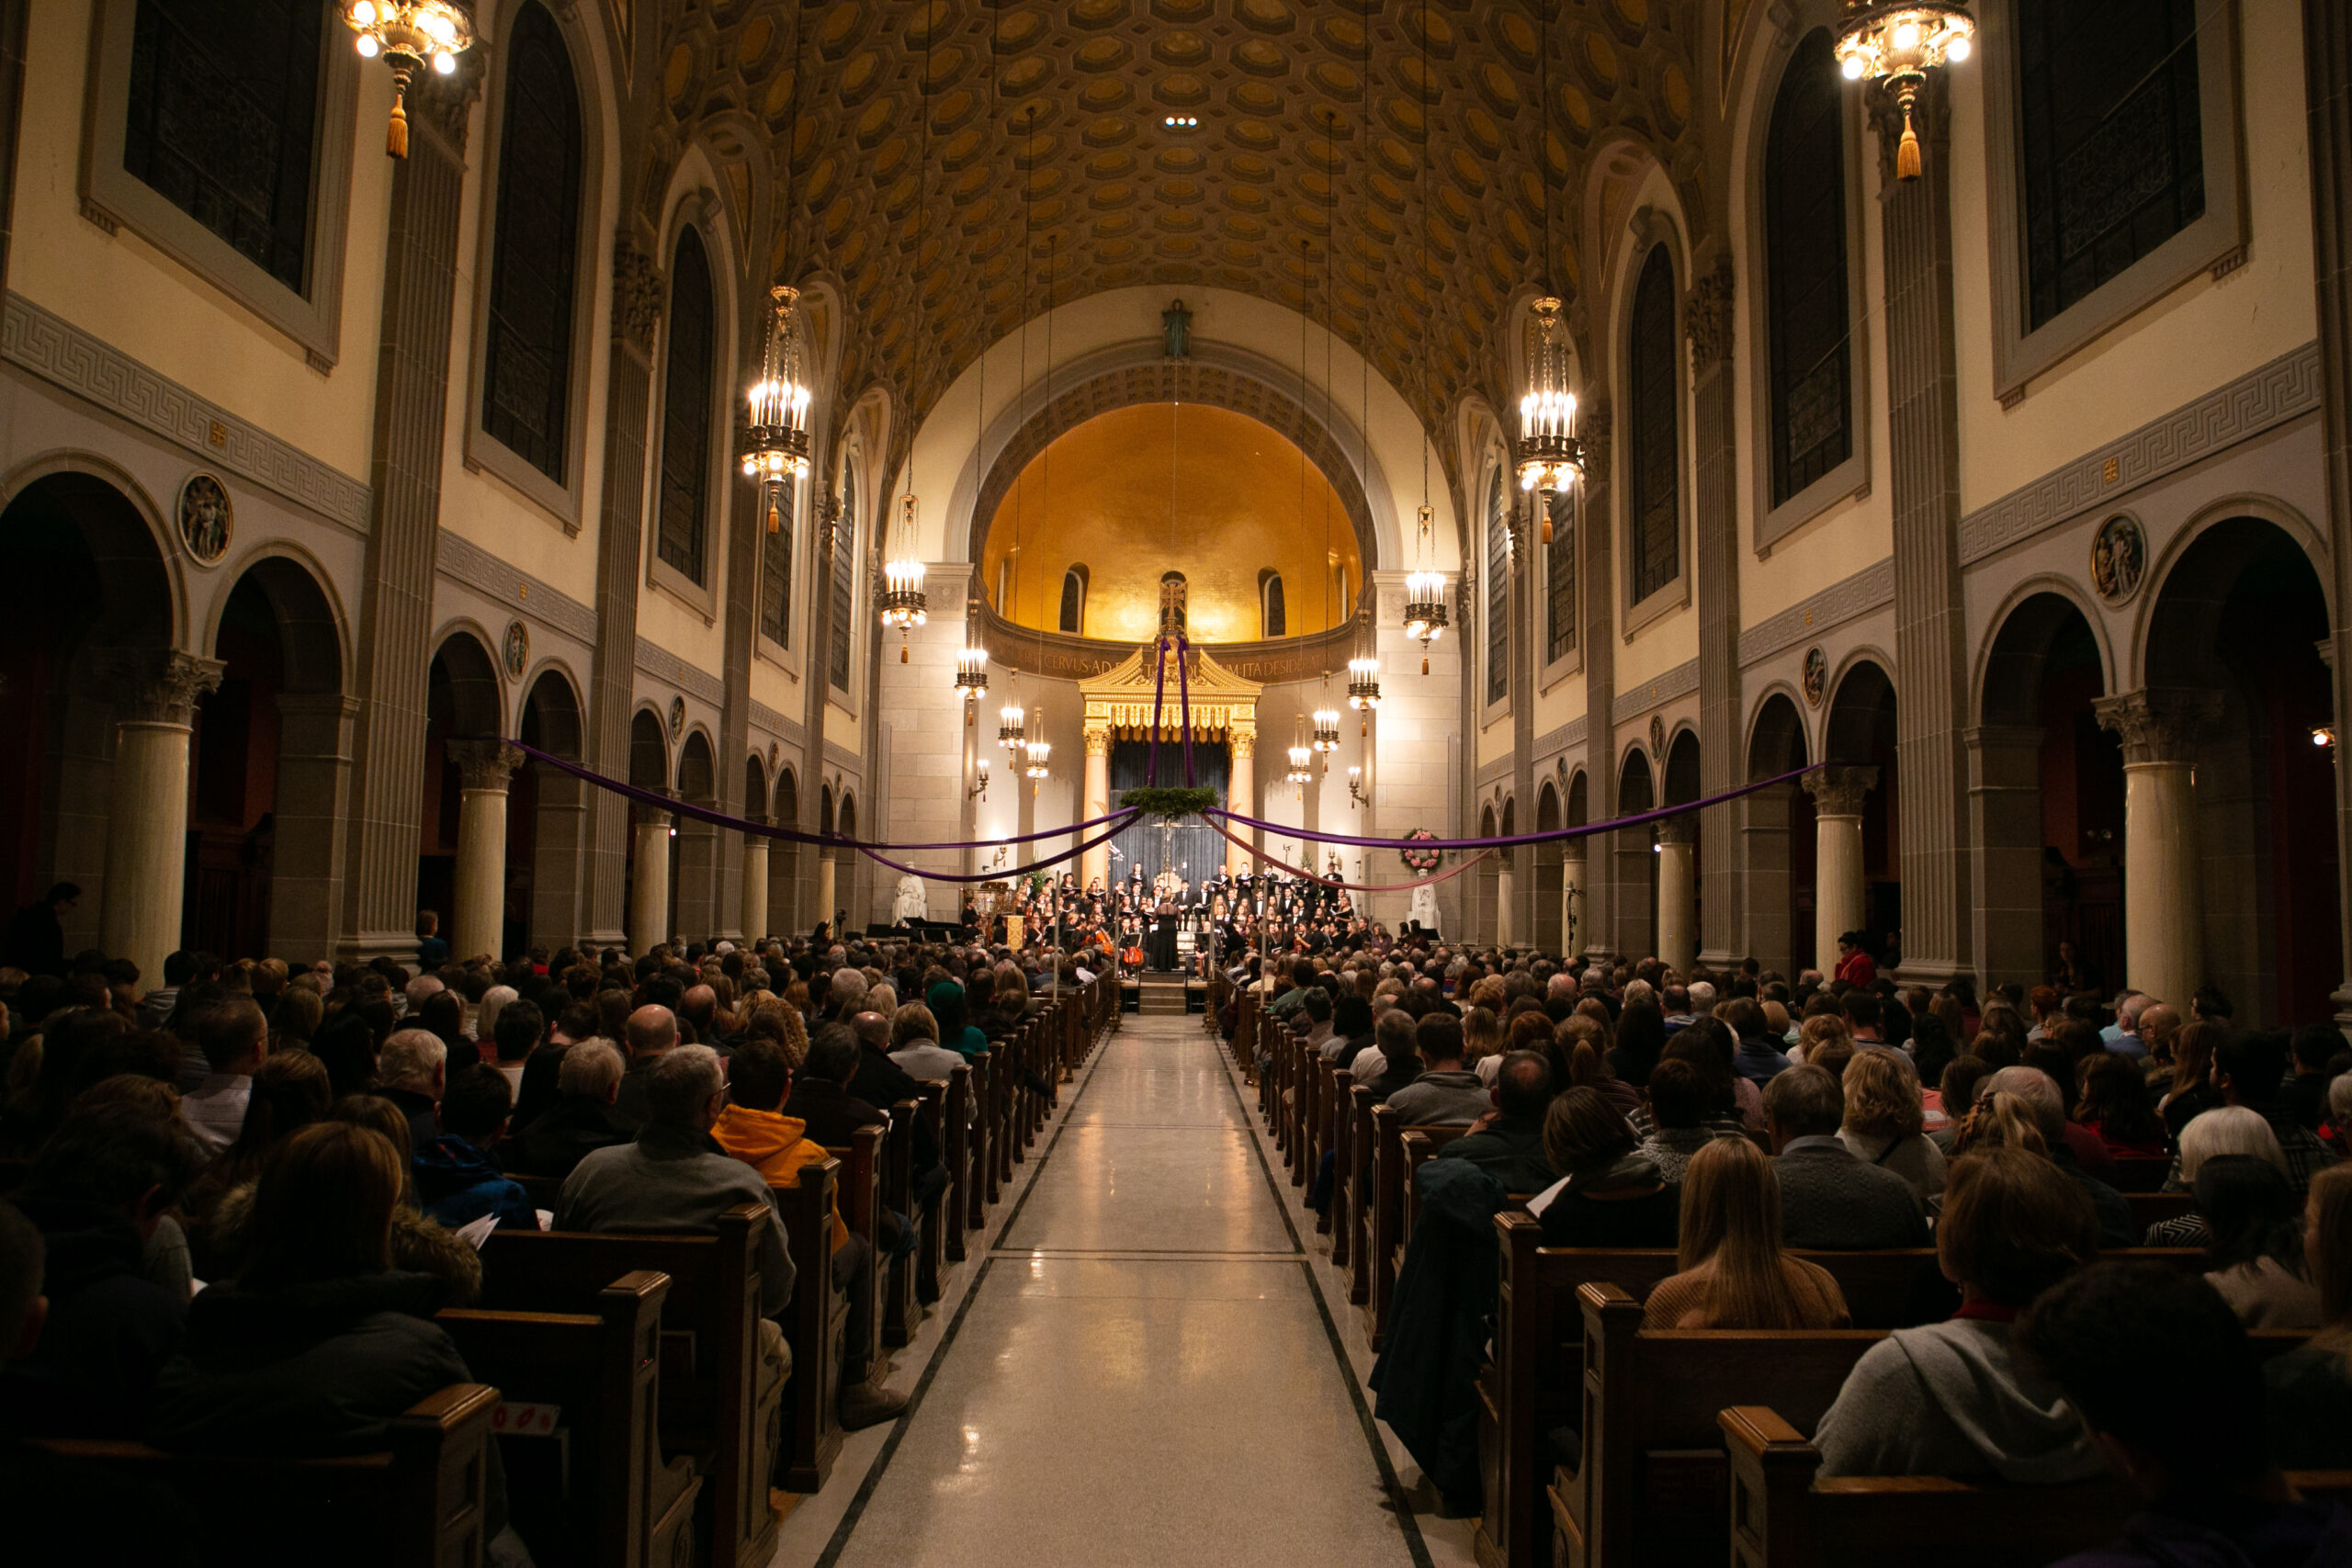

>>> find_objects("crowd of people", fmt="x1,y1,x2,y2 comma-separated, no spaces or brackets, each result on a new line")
0,909,1113,1564
1229,934,2352,1563
967,863,1374,973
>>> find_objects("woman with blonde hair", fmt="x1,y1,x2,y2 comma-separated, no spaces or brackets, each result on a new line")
1550,1015,1641,1119
1644,1137,1850,1329
2160,1020,2224,1136
1461,1006,1506,1075
1948,1090,2049,1159
1838,1047,1947,1201
2264,1163,2352,1465
1793,1011,1850,1065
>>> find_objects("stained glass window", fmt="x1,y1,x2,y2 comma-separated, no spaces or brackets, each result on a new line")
481,2,582,485
1765,30,1853,504
1628,245,1681,603
1487,468,1510,704
655,227,714,583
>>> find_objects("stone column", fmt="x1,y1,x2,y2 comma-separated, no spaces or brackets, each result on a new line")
815,852,838,939
100,651,221,985
1564,843,1588,956
1496,858,1516,949
1805,765,1878,971
583,240,662,948
2302,0,2352,1031
740,830,769,944
1738,783,1795,977
1655,815,1697,976
1686,256,1744,970
674,801,718,945
1578,398,1618,962
1871,76,1973,986
338,69,479,960
629,801,673,956
446,739,523,962
1967,726,2051,995
269,693,359,964
527,763,589,949
2097,692,2221,1011
1082,724,1111,889
1613,812,1654,961
1226,726,1257,875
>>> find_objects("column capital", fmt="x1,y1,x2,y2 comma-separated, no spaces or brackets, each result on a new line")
1084,723,1110,757
1653,814,1697,847
1803,763,1879,817
1230,726,1255,760
447,739,526,792
107,649,224,726
2094,690,2222,765
633,792,674,829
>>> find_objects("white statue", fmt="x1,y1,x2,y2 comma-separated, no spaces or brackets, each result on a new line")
891,874,928,925
1408,882,1441,934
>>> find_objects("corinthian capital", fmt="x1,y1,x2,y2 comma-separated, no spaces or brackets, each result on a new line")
1803,763,1879,818
447,739,526,793
2094,690,2222,765
1654,814,1697,847
106,649,224,726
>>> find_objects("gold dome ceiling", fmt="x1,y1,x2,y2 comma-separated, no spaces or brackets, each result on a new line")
650,0,1712,479
980,402,1363,643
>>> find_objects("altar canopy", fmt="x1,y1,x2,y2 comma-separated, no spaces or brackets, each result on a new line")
1078,642,1262,886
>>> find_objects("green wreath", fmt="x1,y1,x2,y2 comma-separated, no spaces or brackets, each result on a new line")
1399,828,1443,873
1119,784,1220,821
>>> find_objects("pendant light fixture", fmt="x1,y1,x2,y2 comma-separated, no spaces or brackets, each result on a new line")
1347,57,1381,724
743,4,814,533
1834,3,1976,180
1517,0,1582,515
956,6,1003,718
1399,0,1449,673
879,5,939,658
342,2,469,157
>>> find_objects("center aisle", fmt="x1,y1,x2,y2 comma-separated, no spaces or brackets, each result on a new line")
775,1013,1447,1568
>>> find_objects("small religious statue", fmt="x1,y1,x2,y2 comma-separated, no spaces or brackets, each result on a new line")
890,874,928,925
1408,882,1441,935
1162,298,1192,360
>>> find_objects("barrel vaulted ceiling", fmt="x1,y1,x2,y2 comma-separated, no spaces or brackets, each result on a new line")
649,1,1726,478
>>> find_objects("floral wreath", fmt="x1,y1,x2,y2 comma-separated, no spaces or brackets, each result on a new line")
1398,828,1443,873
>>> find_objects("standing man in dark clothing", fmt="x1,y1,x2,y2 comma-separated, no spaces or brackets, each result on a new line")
1,884,76,977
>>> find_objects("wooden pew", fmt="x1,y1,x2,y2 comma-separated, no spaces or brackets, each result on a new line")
1397,1124,1475,1247
481,1199,795,1568
877,1100,922,1348
437,1270,700,1568
40,1385,496,1568
1237,991,1261,1077
2127,1190,2195,1234
2108,1152,2172,1192
1343,1085,1377,1304
967,1050,998,1220
944,1063,976,1261
1314,1058,1342,1235
820,1123,888,1388
772,1167,847,1498
1326,1066,1356,1258
911,1078,949,1298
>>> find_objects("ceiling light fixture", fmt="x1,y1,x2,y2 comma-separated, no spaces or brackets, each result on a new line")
1833,3,1977,180
880,0,937,656
342,1,471,157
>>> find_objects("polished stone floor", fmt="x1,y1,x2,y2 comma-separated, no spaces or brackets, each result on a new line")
769,1013,1473,1568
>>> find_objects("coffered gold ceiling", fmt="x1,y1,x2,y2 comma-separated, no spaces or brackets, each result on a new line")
654,1,1713,473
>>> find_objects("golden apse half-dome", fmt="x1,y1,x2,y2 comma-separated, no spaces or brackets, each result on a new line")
980,402,1363,645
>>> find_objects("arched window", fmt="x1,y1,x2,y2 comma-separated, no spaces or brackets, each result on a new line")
1764,29,1853,505
1259,570,1286,638
123,0,322,291
1627,244,1680,603
1057,566,1088,635
1486,467,1510,704
656,226,715,584
760,477,796,646
481,1,582,486
828,470,856,692
1544,487,1577,661
2017,0,2203,330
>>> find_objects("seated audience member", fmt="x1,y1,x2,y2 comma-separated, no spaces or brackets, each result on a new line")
2265,1163,2352,1467
1836,1046,1947,1202
558,1045,797,1310
846,1010,944,1179
376,1028,447,1154
2194,1156,2320,1329
1812,1148,2103,1480
2022,1261,2352,1567
310,1010,381,1101
1433,1051,1557,1192
1362,1013,1426,1103
498,1039,638,1179
1644,1136,1849,1329
2075,1051,2171,1159
1324,993,1377,1068
181,1052,333,1229
0,1200,197,1566
181,998,268,1156
1724,997,1791,1084
1636,1059,1731,1184
2180,1030,2329,1196
928,980,990,1059
0,1106,199,1437
2157,1020,2222,1139
888,1003,963,1081
1763,1065,1928,1249
1535,1087,1679,1248
614,1004,679,1124
146,1122,522,1555
2145,1106,2292,1249
1984,1065,2139,1247
1383,1014,1489,1125
488,998,541,1101
412,1064,537,1234
2279,1023,2340,1133
1347,1007,1413,1090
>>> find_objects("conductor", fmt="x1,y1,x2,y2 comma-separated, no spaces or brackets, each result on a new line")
1150,895,1181,972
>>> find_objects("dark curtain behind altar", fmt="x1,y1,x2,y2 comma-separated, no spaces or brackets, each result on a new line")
1109,739,1229,890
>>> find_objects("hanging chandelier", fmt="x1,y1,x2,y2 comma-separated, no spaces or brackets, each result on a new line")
878,493,929,660
1024,731,1052,784
342,2,470,158
1313,706,1341,754
955,646,989,706
1517,298,1583,500
1286,742,1313,787
1403,505,1449,673
998,682,1027,752
741,286,814,533
1834,3,1976,180
1347,655,1382,714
